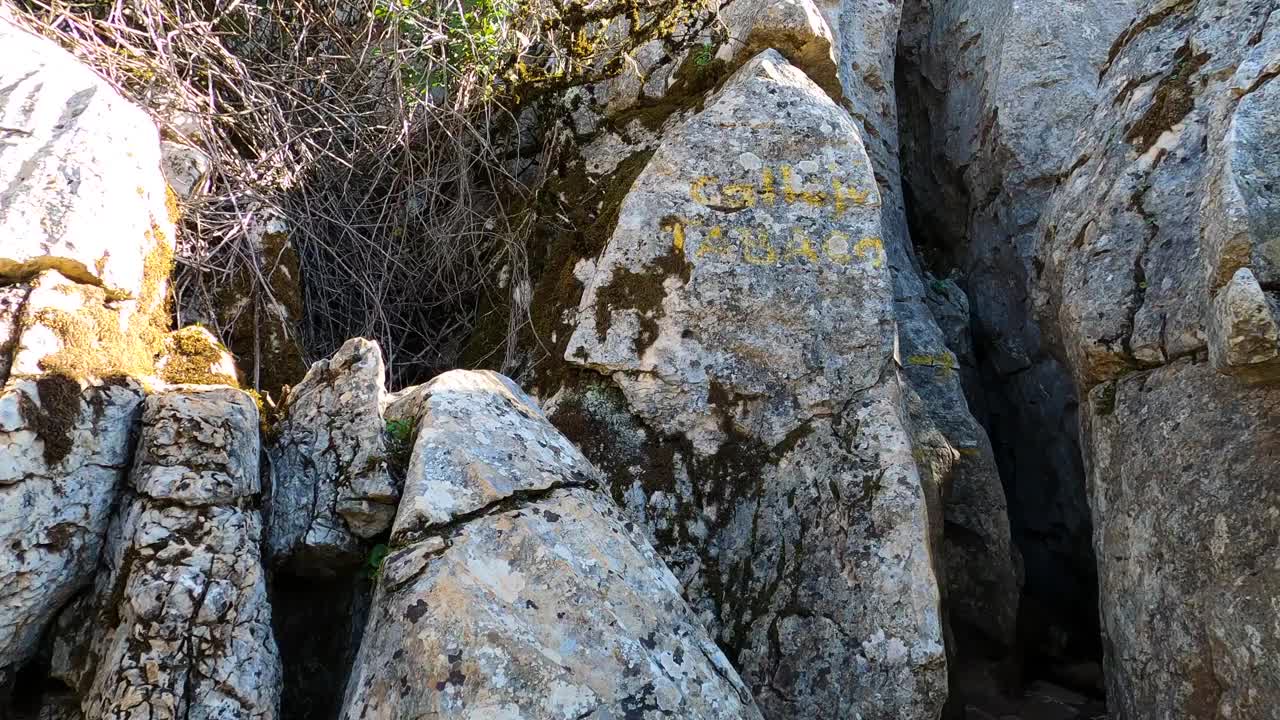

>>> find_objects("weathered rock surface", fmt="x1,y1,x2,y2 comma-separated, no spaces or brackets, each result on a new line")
1026,1,1280,716
0,16,175,674
267,337,397,573
1084,360,1280,719
716,0,840,101
897,0,1137,675
556,50,948,719
72,387,281,719
0,17,174,297
342,370,761,719
175,207,307,396
817,0,1023,661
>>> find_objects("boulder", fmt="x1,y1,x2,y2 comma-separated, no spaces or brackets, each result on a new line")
267,338,398,573
1030,1,1280,715
341,370,761,719
1085,360,1280,718
715,0,840,101
558,50,947,719
1207,267,1280,380
75,387,281,719
0,17,175,672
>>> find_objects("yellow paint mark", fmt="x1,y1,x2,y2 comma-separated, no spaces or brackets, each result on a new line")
663,219,686,253
760,167,777,206
833,179,872,215
780,165,829,207
696,226,733,258
854,236,885,268
740,228,777,265
723,183,757,209
906,353,958,377
691,176,718,206
782,228,820,263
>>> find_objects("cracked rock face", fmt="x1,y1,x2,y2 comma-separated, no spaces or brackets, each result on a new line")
267,338,398,573
0,18,174,674
1030,1,1280,716
73,387,281,719
566,50,894,452
558,50,947,719
341,370,762,719
817,0,1024,660
897,0,1136,672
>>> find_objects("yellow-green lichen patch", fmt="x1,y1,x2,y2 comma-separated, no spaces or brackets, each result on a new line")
33,238,173,382
158,326,240,388
165,184,182,226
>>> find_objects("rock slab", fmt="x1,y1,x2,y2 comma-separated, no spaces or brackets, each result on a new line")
75,387,281,719
341,370,762,720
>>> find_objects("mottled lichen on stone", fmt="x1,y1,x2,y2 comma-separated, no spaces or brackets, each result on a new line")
1125,41,1210,152
159,326,240,387
32,237,173,382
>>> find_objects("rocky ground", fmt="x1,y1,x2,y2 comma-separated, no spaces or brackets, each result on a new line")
1,0,1277,718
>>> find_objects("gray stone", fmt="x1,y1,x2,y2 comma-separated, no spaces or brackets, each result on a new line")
715,0,840,101
268,338,398,573
78,387,281,719
558,50,948,719
0,17,175,672
1086,360,1280,719
160,140,211,199
896,0,1138,673
0,372,143,674
822,0,1025,658
1028,1,1280,716
341,370,761,720
1208,267,1280,380
0,17,175,296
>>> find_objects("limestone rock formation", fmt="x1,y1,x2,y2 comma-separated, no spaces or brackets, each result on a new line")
1027,1,1280,715
897,0,1138,682
0,16,175,674
816,0,1023,662
342,370,761,720
68,387,281,719
557,49,947,720
715,0,840,101
267,337,398,573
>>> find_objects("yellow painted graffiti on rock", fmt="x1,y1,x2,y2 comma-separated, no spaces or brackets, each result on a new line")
662,218,885,268
688,166,877,216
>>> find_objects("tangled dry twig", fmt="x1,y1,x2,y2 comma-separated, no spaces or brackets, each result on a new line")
11,0,714,388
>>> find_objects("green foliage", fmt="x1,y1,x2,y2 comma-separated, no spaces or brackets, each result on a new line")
365,543,390,581
385,417,417,471
373,0,519,101
692,42,713,67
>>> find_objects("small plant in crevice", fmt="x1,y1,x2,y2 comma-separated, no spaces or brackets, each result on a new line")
384,418,417,475
365,543,390,582
692,41,714,68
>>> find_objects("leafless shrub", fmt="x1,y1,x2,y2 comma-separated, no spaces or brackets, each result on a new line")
10,0,713,388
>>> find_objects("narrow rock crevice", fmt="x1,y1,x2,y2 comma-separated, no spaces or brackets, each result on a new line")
894,0,1108,710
